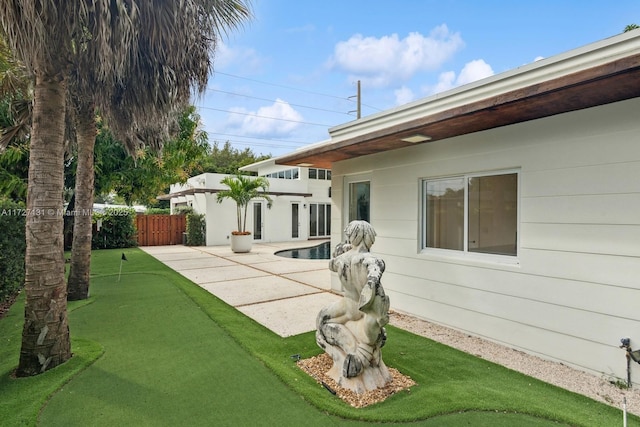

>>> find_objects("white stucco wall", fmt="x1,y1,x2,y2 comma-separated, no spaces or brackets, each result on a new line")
168,171,331,246
330,97,640,380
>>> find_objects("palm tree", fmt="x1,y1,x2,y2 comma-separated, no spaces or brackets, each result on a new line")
0,0,251,376
66,0,252,300
0,1,108,376
217,174,272,234
65,102,98,300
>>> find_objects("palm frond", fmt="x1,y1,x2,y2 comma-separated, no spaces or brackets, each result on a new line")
216,173,271,232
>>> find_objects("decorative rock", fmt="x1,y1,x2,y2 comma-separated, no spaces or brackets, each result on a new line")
316,220,392,394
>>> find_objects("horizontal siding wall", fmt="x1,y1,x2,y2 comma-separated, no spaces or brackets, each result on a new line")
331,97,640,379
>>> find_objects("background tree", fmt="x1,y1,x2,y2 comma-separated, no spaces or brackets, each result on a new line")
0,141,28,201
0,36,30,202
0,93,29,202
92,107,210,205
624,24,639,32
199,141,270,174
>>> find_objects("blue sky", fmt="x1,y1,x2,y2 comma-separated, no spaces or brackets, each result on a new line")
194,0,639,157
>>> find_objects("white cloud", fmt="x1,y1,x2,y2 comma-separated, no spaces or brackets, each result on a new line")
394,86,415,105
426,59,494,95
328,24,464,87
226,99,304,136
431,70,457,94
456,59,494,85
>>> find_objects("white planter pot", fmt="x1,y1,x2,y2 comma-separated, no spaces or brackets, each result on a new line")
230,233,252,253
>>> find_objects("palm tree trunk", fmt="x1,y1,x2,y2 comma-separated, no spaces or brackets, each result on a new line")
16,72,71,377
67,105,96,301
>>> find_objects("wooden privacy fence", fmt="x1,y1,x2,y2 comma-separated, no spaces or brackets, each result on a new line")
136,214,186,246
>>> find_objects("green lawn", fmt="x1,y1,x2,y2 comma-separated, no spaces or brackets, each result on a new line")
0,248,637,426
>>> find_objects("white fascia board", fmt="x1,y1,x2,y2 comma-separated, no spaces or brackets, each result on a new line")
248,139,333,169
239,157,275,172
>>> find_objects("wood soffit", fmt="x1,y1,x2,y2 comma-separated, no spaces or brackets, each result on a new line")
277,53,640,170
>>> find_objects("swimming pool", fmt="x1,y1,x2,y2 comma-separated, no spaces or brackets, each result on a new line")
275,241,332,260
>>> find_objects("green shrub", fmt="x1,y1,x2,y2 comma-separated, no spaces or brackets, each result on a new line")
173,205,193,215
0,199,26,301
92,207,137,249
185,212,206,246
145,208,170,215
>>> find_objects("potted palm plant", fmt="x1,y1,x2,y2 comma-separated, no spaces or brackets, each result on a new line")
216,174,272,253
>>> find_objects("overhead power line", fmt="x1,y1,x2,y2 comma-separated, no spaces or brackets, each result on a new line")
205,88,353,117
214,139,308,150
196,105,334,127
212,71,353,102
206,132,312,146
211,71,385,116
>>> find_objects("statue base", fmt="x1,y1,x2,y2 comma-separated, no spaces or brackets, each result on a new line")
325,350,392,394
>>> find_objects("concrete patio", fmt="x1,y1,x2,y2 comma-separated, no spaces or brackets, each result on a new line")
140,240,341,337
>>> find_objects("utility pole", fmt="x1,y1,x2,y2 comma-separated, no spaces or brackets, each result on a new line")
348,80,361,119
356,80,361,119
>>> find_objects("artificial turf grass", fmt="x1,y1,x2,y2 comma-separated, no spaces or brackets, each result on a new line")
154,248,637,426
39,269,351,426
43,251,572,427
1,247,637,426
0,293,103,426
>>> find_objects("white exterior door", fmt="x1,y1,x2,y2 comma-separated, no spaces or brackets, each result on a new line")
291,203,300,239
253,201,264,241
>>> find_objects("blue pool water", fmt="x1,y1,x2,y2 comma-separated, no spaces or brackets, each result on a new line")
275,241,331,260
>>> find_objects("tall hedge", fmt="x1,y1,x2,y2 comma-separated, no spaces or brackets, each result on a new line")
92,207,138,249
0,199,26,301
186,212,206,246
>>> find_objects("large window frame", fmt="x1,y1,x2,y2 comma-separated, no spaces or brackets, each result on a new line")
421,169,519,262
342,173,372,238
348,181,370,223
309,203,331,238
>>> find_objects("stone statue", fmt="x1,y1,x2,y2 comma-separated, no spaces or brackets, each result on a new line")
316,220,392,393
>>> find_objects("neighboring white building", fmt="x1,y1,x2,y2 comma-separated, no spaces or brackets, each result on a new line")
276,30,640,380
164,158,332,246
92,203,147,214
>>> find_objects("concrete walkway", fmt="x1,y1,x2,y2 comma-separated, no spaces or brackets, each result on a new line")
140,240,340,337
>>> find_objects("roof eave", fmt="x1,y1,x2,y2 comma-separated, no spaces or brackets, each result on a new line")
276,30,640,169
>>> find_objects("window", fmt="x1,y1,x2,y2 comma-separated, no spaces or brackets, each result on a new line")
422,171,518,256
308,168,331,180
263,168,299,180
348,181,370,223
309,203,331,237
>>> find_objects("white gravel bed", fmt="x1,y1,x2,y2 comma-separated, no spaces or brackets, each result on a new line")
389,311,640,416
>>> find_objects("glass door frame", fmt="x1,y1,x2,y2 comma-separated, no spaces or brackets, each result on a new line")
252,201,264,241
